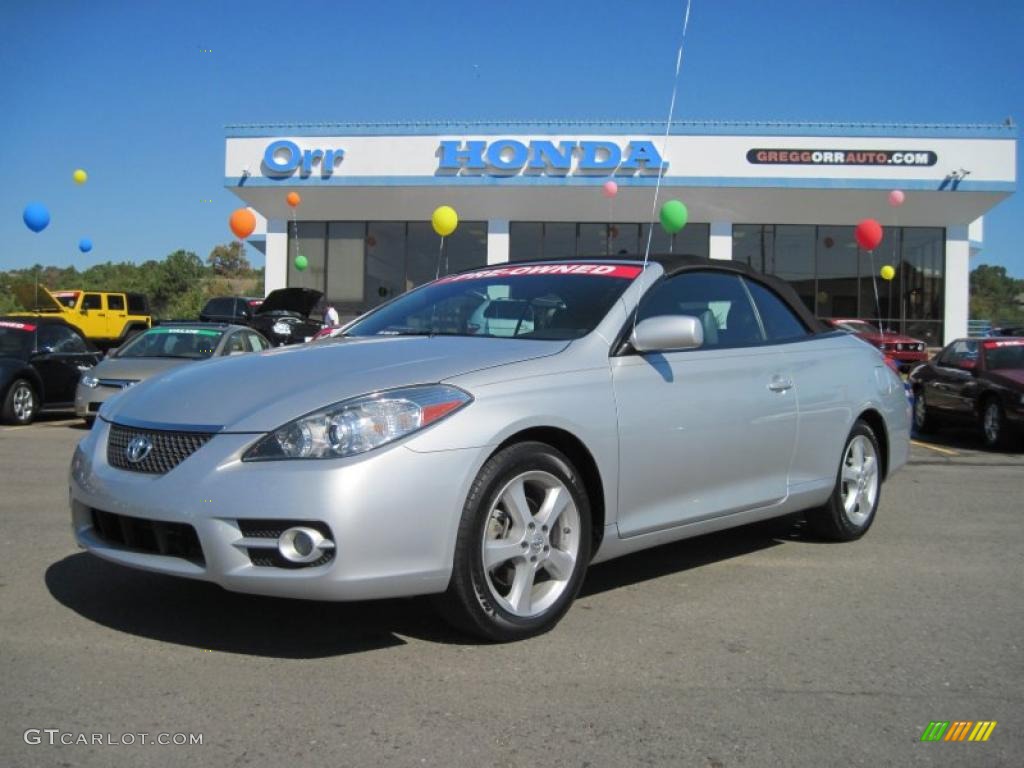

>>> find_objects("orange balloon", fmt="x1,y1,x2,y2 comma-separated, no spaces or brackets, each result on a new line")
286,192,301,208
229,208,256,239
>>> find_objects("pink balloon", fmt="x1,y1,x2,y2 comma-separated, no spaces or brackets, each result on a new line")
888,189,905,207
601,180,618,198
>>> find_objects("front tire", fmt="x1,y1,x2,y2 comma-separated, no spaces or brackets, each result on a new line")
2,379,37,425
439,441,592,642
806,420,882,541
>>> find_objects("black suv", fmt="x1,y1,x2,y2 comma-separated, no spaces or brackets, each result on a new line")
199,296,264,325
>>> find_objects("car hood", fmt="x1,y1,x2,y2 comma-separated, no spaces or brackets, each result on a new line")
12,283,64,312
100,335,569,432
255,288,322,317
988,369,1024,390
89,356,192,381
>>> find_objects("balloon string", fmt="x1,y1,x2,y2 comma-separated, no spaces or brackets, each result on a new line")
868,249,883,332
435,236,445,280
641,0,691,273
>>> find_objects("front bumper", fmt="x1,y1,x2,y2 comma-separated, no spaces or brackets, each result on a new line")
70,418,486,601
75,381,127,418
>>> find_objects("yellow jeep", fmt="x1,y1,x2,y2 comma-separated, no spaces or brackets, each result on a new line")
11,285,152,348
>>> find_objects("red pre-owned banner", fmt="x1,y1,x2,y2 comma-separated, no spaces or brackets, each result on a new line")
436,264,644,283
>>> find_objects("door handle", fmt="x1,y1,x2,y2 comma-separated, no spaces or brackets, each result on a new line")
768,376,793,393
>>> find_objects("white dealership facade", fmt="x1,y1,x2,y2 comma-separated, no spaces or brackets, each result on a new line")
225,121,1017,345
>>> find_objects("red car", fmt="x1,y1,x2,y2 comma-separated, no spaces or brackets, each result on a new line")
827,319,928,371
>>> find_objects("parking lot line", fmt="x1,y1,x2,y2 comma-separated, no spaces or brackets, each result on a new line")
910,439,960,457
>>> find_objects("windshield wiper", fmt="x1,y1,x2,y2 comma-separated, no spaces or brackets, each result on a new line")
376,328,464,337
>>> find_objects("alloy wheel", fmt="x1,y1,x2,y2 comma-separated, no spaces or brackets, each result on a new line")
983,402,1001,446
12,384,35,422
481,470,581,618
840,435,879,526
913,392,928,429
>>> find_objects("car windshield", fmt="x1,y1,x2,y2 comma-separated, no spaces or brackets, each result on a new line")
344,264,643,340
984,342,1024,370
0,322,35,358
835,320,880,334
116,328,223,359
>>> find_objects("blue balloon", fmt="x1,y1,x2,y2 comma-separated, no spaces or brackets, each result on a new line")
78,238,93,253
23,202,50,233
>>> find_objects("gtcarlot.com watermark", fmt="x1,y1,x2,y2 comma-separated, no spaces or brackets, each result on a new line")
24,729,203,746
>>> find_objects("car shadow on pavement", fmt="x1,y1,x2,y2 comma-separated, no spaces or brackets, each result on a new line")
46,518,808,656
580,517,795,598
45,553,457,657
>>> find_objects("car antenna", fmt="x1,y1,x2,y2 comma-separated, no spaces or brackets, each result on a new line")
632,0,692,340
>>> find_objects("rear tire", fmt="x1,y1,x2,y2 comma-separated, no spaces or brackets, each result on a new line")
981,398,1011,451
437,441,591,642
912,389,933,434
2,379,37,425
806,420,882,542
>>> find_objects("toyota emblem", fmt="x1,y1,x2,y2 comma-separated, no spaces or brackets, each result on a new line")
125,435,153,464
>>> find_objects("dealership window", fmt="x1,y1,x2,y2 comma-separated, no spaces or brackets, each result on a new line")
510,222,709,260
732,224,945,344
288,222,326,298
816,225,859,319
289,221,486,316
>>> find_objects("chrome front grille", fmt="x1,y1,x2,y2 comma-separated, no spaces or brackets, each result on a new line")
107,423,213,474
98,378,139,390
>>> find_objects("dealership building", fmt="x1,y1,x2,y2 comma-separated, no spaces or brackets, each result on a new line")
225,120,1017,345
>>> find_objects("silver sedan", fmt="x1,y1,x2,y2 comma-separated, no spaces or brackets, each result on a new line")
75,323,270,421
69,258,910,641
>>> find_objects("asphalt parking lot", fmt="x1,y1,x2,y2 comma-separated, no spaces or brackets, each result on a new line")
1,416,1021,767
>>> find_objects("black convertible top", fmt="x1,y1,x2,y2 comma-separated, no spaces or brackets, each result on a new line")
505,255,828,335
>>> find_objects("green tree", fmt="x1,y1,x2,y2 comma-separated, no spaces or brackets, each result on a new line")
970,264,1024,324
207,241,251,277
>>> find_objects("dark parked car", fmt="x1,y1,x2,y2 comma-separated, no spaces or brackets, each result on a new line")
0,318,102,424
199,296,264,325
249,288,324,346
909,337,1024,449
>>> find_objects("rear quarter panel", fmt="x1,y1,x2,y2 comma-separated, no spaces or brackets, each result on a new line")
786,334,910,488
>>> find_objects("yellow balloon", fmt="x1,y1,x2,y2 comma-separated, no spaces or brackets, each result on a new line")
72,169,88,185
431,205,458,237
880,265,896,281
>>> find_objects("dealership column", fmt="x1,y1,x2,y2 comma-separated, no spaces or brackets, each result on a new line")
264,218,288,296
488,219,510,265
943,225,969,345
709,222,733,260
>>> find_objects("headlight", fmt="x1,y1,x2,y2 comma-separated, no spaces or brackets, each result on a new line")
272,321,292,336
81,375,99,388
243,384,472,461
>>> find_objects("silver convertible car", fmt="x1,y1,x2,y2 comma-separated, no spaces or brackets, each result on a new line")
70,257,910,641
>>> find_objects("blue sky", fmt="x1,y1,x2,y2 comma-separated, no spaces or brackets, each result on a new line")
2,0,1022,274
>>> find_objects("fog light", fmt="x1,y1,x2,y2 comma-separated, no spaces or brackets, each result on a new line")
277,526,333,564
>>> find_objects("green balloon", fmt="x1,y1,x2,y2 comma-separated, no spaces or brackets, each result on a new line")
294,254,308,271
659,200,688,234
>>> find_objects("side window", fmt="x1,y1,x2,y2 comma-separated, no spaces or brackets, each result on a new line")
637,271,764,349
940,340,978,368
81,293,102,310
37,325,87,352
247,333,267,351
55,327,88,353
224,333,249,355
106,294,125,311
743,279,810,342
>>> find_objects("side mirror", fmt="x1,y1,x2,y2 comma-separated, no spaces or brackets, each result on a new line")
630,315,704,353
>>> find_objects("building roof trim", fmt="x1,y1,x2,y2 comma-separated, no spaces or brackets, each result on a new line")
225,119,1018,139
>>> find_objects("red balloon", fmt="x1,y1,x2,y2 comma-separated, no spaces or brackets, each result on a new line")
855,219,883,251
